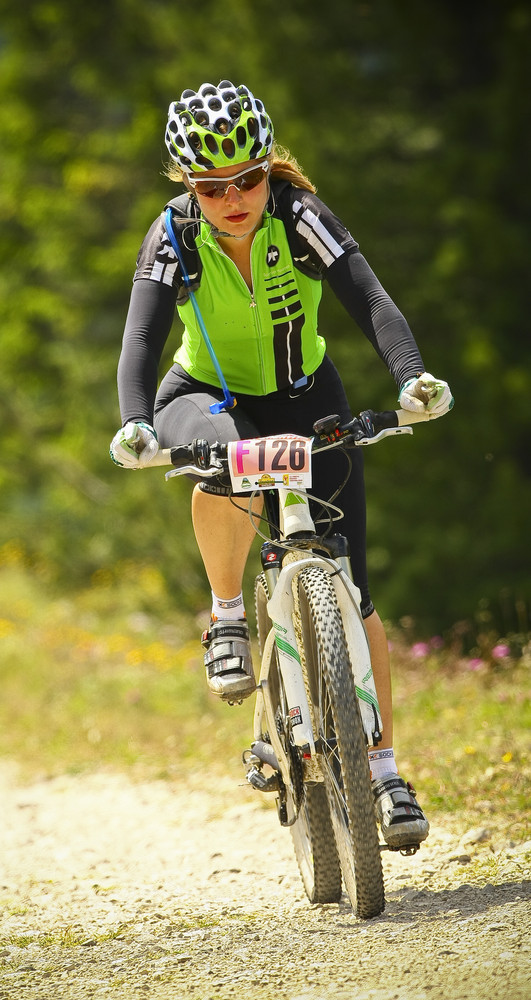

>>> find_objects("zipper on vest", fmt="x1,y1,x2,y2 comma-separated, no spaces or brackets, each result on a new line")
248,256,267,393
248,276,267,392
221,249,268,393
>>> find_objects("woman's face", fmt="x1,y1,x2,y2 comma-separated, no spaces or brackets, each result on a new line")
187,157,270,239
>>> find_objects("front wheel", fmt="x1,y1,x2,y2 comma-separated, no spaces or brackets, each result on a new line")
254,574,342,904
297,566,385,918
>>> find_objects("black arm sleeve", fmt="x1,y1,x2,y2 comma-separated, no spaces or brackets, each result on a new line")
325,249,424,389
117,278,178,425
282,186,424,388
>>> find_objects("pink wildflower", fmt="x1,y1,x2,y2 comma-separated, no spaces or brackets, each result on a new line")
491,643,510,660
411,642,429,658
467,657,485,671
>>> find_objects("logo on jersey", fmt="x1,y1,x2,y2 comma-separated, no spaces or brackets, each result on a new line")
266,245,280,266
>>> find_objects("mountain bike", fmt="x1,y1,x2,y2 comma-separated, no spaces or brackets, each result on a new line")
152,406,426,918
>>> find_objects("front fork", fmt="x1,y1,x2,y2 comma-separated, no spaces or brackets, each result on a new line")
254,538,382,752
256,556,317,754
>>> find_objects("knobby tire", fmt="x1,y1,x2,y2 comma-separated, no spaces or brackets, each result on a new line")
296,566,385,918
254,574,342,904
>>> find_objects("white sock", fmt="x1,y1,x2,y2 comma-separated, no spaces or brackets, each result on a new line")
211,591,246,621
368,747,398,781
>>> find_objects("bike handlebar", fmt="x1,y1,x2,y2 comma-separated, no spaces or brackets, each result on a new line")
146,407,427,474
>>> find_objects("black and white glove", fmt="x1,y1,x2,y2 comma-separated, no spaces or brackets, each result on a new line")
110,421,159,468
398,372,454,419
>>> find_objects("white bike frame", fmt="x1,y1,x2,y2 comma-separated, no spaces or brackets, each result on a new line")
155,409,427,780
254,484,381,766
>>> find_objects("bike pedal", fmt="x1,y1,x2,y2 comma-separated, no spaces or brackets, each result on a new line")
399,844,420,856
245,765,280,793
379,842,420,856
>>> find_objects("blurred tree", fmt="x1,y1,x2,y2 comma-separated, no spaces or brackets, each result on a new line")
250,0,531,632
0,0,529,633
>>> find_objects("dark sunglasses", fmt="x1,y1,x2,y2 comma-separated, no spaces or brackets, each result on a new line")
187,161,270,199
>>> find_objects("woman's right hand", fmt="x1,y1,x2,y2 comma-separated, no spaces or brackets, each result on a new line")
110,421,159,468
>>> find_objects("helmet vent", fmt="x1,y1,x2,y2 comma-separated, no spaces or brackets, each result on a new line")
221,137,235,158
166,82,274,170
196,153,214,169
249,139,261,159
205,134,219,154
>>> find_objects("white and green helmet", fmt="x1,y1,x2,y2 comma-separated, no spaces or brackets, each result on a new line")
165,80,274,173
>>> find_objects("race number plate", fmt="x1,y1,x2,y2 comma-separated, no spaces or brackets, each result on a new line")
228,435,312,493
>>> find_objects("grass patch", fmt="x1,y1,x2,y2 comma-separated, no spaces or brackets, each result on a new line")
391,642,530,840
0,564,254,780
431,846,531,890
5,923,128,951
0,565,529,840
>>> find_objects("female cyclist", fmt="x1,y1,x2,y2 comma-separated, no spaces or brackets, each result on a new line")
110,81,453,849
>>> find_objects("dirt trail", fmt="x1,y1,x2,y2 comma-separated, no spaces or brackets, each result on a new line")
1,763,530,1000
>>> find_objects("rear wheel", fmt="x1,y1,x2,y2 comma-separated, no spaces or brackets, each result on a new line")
297,566,385,918
290,781,342,903
254,574,342,903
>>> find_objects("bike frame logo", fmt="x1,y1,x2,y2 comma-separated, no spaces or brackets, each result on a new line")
288,705,303,727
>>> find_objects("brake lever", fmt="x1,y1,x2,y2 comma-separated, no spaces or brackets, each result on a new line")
353,426,413,446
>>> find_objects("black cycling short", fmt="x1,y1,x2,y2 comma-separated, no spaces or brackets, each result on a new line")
154,355,373,618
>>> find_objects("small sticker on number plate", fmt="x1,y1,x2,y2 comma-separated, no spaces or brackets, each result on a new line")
228,435,312,492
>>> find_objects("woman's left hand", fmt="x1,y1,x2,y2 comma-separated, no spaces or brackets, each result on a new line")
399,373,454,418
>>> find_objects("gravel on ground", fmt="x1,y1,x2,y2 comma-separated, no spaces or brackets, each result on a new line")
1,763,530,1000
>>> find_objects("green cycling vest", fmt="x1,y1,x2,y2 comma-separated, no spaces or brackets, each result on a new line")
174,212,326,396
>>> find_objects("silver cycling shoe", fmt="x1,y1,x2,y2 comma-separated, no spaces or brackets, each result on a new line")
372,775,430,849
201,619,256,704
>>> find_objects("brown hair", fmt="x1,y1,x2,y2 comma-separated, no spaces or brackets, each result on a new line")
269,143,316,193
163,142,316,193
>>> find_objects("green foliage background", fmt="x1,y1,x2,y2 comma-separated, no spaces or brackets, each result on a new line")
1,0,529,634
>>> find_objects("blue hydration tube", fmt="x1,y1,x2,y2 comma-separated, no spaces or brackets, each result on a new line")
164,208,237,413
